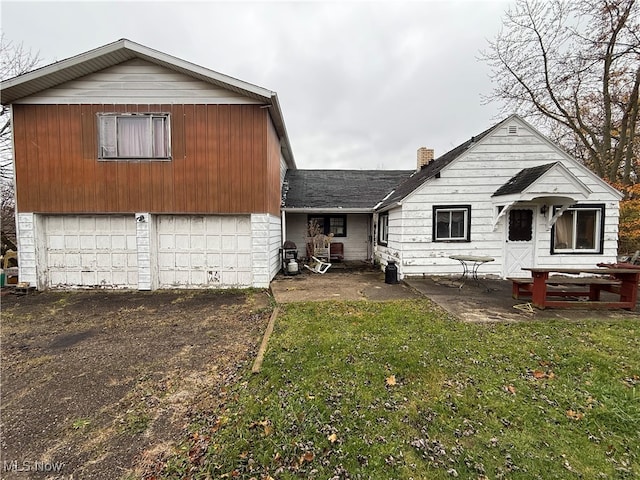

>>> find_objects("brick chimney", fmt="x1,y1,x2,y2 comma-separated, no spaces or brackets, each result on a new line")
417,147,434,170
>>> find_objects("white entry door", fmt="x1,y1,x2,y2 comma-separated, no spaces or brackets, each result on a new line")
504,209,535,278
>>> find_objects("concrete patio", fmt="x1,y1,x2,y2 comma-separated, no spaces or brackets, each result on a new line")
270,267,640,322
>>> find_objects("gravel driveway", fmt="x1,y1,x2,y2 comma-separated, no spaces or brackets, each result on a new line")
1,289,271,479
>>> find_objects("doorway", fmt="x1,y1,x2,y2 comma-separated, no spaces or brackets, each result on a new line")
504,208,535,278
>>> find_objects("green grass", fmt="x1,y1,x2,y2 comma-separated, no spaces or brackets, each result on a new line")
160,300,639,479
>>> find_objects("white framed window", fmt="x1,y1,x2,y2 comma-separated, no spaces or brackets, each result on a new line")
552,204,604,254
98,113,171,160
378,212,389,245
433,205,471,242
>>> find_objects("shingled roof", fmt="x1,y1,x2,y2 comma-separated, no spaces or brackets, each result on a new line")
282,170,413,209
376,122,498,210
492,162,558,197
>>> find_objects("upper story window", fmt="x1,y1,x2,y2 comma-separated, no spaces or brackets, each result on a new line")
98,113,171,160
551,204,604,254
433,205,471,242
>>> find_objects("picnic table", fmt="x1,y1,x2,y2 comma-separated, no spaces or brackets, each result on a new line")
449,255,495,289
511,267,640,310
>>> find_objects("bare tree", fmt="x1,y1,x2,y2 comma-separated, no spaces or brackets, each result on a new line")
0,35,41,254
481,0,640,184
1,181,16,254
1,34,42,181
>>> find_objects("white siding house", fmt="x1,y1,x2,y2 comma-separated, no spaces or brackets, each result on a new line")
374,115,622,280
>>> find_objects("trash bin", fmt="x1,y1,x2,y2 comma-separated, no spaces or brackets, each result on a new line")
385,261,399,284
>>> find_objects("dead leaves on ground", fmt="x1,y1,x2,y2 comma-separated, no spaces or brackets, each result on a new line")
249,419,273,436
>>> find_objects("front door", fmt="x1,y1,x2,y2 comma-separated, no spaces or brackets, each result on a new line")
504,208,535,278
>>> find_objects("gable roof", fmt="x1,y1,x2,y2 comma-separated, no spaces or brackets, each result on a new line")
0,38,296,168
376,123,497,210
492,162,558,197
282,169,413,210
376,114,622,210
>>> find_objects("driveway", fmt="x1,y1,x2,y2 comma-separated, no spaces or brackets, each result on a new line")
0,290,271,479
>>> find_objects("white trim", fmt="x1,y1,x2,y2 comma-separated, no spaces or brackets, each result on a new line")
282,207,373,213
506,115,623,200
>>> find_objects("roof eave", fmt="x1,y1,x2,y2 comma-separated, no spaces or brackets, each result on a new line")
282,207,373,213
0,39,297,168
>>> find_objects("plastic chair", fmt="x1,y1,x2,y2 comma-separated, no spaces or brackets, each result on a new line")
304,256,332,274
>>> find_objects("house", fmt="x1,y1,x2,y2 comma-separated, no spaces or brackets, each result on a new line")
281,169,412,261
373,115,623,279
0,39,296,290
282,115,622,280
2,39,622,290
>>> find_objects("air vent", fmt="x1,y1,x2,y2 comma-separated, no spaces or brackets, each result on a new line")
508,125,518,135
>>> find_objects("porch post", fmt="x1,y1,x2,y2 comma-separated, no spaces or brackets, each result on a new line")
281,210,287,244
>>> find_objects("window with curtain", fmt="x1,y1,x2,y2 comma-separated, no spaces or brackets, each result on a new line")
98,113,170,160
552,204,604,253
433,205,471,242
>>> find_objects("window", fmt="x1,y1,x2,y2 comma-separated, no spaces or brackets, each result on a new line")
508,209,533,241
433,205,471,242
308,215,347,237
551,204,604,254
378,213,389,245
98,113,171,160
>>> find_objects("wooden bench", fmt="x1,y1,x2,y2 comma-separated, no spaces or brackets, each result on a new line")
509,276,622,300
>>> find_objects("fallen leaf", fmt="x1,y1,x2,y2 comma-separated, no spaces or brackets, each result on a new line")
547,371,555,379
328,433,338,443
533,370,546,379
566,409,584,420
386,375,397,386
302,451,314,462
504,385,516,395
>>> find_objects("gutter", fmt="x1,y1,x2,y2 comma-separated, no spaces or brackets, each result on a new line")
282,207,373,213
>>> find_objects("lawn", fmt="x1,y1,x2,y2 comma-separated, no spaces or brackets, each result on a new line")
159,299,639,479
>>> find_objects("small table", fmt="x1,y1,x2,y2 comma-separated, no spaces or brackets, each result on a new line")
449,255,495,288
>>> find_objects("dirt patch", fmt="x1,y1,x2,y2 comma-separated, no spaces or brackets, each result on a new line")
0,289,272,479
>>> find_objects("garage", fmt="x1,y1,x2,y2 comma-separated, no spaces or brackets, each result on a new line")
44,215,138,288
156,215,253,288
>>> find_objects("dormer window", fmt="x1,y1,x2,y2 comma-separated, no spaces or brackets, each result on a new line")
98,113,171,160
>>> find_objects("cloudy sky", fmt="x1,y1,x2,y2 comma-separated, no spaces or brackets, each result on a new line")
2,0,512,170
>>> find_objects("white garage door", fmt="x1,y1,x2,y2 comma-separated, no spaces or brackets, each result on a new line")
156,215,252,288
45,215,138,288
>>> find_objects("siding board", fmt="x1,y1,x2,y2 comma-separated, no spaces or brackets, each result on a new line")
16,60,264,105
218,105,231,212
206,105,219,212
13,103,274,215
195,104,208,211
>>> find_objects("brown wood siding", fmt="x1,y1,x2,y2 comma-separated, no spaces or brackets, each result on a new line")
13,104,278,214
266,115,283,216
